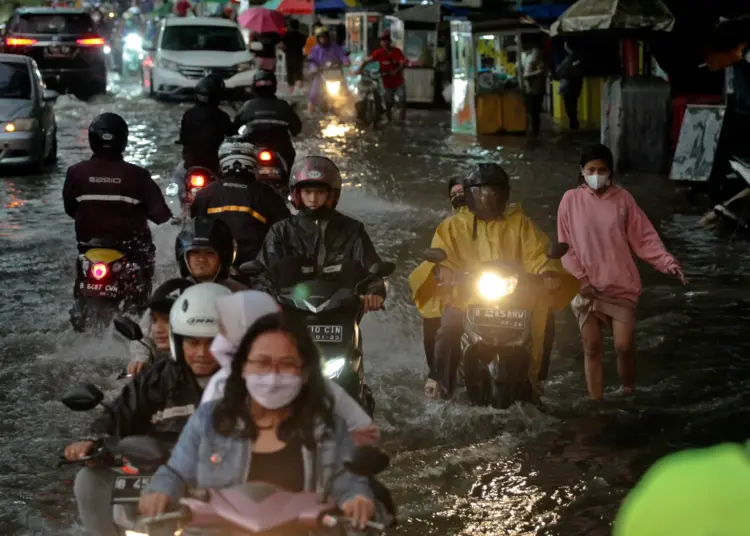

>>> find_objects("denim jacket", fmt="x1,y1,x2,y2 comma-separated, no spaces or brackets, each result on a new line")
146,400,373,507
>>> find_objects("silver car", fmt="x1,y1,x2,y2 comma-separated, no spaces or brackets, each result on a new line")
0,53,58,168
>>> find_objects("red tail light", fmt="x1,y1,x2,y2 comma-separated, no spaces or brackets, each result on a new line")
6,37,37,46
76,37,105,46
189,174,206,188
258,150,273,162
91,262,109,280
120,464,139,475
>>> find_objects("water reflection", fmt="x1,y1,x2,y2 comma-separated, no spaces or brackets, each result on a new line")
3,182,28,209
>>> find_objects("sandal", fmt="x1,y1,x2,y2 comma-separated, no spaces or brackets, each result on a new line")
424,379,440,400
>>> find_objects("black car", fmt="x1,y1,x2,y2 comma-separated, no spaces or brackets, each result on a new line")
2,7,107,99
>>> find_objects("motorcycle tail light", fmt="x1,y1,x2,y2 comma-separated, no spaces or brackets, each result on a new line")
189,174,206,188
91,262,109,280
120,464,139,475
259,150,273,162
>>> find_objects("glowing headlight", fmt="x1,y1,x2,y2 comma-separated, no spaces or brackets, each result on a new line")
124,33,143,50
103,45,111,54
325,80,341,96
323,357,346,378
477,272,518,301
5,118,37,132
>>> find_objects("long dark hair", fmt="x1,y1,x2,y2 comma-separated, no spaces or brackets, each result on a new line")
211,312,334,448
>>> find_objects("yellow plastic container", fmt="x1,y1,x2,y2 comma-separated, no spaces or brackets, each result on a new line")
551,76,605,129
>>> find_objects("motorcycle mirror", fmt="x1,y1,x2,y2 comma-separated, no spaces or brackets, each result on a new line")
239,260,265,277
369,261,396,278
114,316,144,341
113,435,167,465
546,242,569,260
165,183,179,197
345,446,390,477
424,248,448,264
61,384,104,412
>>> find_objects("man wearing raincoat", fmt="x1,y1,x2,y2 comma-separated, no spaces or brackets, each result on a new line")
410,163,578,401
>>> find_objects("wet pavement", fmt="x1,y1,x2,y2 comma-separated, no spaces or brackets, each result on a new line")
1,75,749,536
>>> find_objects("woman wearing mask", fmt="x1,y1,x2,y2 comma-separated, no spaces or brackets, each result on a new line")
557,144,685,400
139,312,377,528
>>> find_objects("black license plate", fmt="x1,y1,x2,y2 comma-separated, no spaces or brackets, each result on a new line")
259,167,281,177
79,281,119,297
45,45,72,58
473,308,528,329
112,475,150,501
309,325,343,343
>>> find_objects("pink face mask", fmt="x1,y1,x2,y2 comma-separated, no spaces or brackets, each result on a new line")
245,373,303,410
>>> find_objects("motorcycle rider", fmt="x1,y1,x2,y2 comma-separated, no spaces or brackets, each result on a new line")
253,156,386,313
233,70,302,174
307,26,350,114
63,113,171,321
176,217,248,292
357,31,407,122
178,74,235,174
410,163,578,401
191,137,290,266
63,282,230,536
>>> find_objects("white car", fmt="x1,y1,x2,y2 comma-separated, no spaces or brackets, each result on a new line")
141,17,255,100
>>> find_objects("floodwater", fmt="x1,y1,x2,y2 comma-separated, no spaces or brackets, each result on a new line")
1,76,749,536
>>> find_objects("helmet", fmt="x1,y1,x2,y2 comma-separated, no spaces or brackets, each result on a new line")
88,112,128,155
218,136,257,177
289,156,342,212
195,74,225,104
315,25,330,37
176,217,237,281
252,69,277,97
168,282,231,363
149,278,194,315
463,163,510,221
380,31,391,42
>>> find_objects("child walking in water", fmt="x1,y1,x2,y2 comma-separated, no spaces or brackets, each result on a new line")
557,144,685,400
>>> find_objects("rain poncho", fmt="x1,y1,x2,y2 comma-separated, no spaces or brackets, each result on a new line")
307,43,349,105
409,204,578,382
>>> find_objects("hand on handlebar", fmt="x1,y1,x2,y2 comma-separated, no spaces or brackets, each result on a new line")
341,495,375,530
362,294,384,313
139,492,172,517
64,440,96,462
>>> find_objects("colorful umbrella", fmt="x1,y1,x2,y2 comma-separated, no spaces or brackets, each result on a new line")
262,0,313,15
238,7,287,33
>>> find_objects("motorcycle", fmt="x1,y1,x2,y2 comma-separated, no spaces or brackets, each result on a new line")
354,69,383,128
256,148,290,201
241,258,395,416
70,239,149,332
315,61,349,114
120,31,145,75
165,165,215,225
59,384,169,535
423,243,569,408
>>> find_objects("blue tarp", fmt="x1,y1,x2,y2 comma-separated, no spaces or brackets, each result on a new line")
315,0,354,11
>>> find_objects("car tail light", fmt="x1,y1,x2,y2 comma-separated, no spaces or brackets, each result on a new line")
5,37,37,46
91,262,109,280
76,37,105,46
259,150,273,162
189,174,206,188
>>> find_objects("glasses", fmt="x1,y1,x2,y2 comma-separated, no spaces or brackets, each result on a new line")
246,358,303,375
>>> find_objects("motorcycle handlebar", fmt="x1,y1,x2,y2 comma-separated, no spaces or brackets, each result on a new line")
321,514,385,532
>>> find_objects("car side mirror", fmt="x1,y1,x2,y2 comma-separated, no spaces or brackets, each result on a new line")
113,435,167,465
369,261,395,278
43,89,59,102
114,316,144,341
61,384,105,412
424,248,448,264
546,242,569,260
346,446,390,477
240,260,265,277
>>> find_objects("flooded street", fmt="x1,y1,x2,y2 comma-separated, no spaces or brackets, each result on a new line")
2,76,750,536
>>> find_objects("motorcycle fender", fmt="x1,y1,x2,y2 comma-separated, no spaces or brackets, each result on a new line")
84,248,125,263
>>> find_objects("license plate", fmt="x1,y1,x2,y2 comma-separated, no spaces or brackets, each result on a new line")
79,281,119,297
45,45,72,58
308,325,343,343
472,308,528,329
112,475,150,501
259,167,280,177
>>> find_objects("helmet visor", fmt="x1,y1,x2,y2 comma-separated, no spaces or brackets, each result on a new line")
468,185,506,220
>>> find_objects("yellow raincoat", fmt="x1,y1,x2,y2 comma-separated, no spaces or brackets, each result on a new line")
409,203,578,391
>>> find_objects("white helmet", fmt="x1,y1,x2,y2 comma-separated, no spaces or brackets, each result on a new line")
169,282,231,362
219,137,257,177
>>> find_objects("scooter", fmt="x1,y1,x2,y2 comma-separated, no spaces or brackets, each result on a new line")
354,69,383,128
424,243,569,408
165,165,216,226
256,147,290,201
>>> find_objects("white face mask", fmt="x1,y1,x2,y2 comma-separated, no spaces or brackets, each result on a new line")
245,373,303,410
583,173,610,190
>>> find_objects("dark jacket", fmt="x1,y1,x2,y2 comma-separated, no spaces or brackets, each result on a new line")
557,52,583,95
191,175,290,265
179,103,235,172
254,210,386,297
186,274,249,292
63,154,171,245
90,359,204,444
234,96,302,171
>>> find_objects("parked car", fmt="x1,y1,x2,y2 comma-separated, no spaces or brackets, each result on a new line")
141,17,254,101
2,7,107,100
0,54,58,169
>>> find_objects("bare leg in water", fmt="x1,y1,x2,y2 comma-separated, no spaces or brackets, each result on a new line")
581,316,604,400
612,316,636,395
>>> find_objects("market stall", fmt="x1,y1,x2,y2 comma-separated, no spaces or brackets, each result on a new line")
450,17,543,135
345,10,387,59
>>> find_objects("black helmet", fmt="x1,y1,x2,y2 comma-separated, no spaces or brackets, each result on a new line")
195,74,225,104
463,163,510,221
175,217,237,281
252,69,277,97
149,278,194,314
88,112,128,155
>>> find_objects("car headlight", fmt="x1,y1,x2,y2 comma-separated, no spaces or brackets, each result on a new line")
325,80,341,96
235,62,251,71
323,357,346,378
477,272,518,301
124,33,143,51
103,45,111,54
158,57,180,71
4,118,37,132
124,531,148,536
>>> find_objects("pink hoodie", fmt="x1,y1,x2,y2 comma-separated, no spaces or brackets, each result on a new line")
557,185,678,303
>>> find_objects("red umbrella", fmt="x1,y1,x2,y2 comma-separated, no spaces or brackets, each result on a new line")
237,7,287,34
274,0,313,15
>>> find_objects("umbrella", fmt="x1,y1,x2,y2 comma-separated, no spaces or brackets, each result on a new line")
315,0,358,11
550,0,675,36
262,0,313,16
237,7,286,33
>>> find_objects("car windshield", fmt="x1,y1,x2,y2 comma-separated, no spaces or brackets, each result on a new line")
161,25,245,52
0,63,32,100
16,14,95,34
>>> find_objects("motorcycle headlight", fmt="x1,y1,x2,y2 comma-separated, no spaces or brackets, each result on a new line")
325,80,341,96
124,33,143,50
477,272,518,301
323,357,346,378
158,57,180,71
